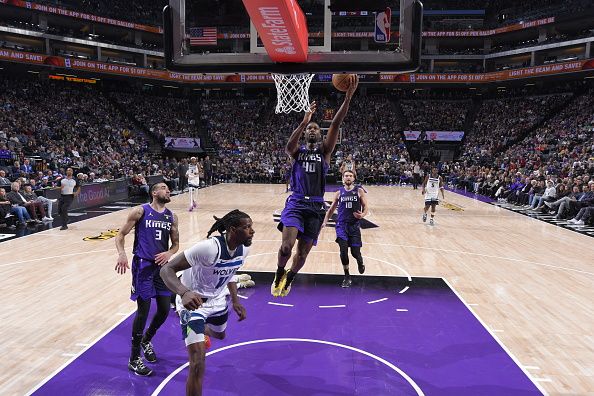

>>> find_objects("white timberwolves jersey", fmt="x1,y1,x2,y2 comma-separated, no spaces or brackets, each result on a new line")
425,176,440,201
180,235,249,299
187,164,200,186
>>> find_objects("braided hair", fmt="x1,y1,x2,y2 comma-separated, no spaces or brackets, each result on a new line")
206,209,251,238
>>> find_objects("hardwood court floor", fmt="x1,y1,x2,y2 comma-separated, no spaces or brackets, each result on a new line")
1,184,592,395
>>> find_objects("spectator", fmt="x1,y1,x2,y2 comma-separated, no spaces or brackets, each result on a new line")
6,182,42,223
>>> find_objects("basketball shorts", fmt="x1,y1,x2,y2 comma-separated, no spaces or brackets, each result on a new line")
335,221,362,247
178,293,229,346
131,256,172,301
425,198,439,205
278,196,326,245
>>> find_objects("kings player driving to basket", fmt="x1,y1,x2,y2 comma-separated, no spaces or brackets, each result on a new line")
272,74,359,297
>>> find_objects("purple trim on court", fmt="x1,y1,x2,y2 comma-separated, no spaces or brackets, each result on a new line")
445,187,495,203
32,274,541,396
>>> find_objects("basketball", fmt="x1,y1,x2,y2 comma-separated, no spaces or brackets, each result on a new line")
332,73,355,92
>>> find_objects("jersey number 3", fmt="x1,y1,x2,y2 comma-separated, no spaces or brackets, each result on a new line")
155,230,162,240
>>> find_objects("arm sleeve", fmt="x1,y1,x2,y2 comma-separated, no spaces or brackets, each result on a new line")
184,238,219,268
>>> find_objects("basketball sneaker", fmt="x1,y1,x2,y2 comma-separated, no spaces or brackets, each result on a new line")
128,356,153,376
189,206,194,212
429,218,434,226
140,341,157,363
192,200,197,208
341,277,352,288
237,274,252,282
271,269,286,297
238,279,255,289
358,263,365,274
279,276,293,297
422,213,427,222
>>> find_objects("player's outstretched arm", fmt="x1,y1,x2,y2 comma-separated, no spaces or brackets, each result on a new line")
324,75,359,160
227,282,246,321
286,101,318,158
155,213,180,266
114,206,144,274
160,253,203,310
322,191,340,227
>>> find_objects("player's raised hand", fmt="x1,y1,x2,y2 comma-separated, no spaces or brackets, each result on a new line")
115,253,129,274
346,75,359,98
233,301,247,321
182,290,204,311
304,101,317,123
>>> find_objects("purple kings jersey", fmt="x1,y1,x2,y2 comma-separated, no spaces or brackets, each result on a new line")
133,204,173,261
337,186,361,224
290,146,328,201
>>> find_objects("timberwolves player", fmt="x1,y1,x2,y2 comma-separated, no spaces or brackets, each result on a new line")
323,170,369,287
422,166,445,225
160,209,254,396
115,182,179,376
272,74,359,297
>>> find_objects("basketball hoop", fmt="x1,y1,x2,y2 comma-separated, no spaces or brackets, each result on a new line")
272,73,314,114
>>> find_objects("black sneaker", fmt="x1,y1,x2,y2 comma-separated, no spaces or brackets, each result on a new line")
128,356,153,376
341,278,352,288
60,225,68,230
141,341,157,362
358,263,365,274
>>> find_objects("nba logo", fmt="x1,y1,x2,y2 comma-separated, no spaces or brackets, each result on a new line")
374,8,391,43
64,58,71,68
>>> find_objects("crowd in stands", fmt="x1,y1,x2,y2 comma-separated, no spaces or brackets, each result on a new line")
199,95,411,185
448,89,594,224
401,100,468,131
337,96,410,184
111,93,200,144
0,75,164,220
201,96,287,183
460,93,572,164
1,72,593,228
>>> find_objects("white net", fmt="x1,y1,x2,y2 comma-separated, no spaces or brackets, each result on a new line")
272,73,315,114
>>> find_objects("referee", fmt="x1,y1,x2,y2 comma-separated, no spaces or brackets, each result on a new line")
58,167,80,230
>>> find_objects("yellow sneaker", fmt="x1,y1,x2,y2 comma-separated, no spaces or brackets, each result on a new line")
271,269,286,297
279,274,294,297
